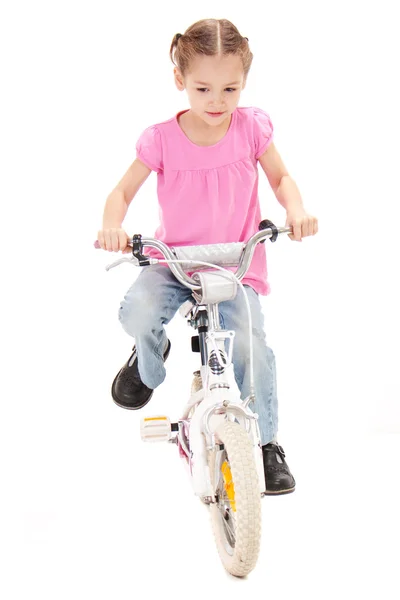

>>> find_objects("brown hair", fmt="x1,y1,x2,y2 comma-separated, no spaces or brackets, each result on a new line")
169,19,253,79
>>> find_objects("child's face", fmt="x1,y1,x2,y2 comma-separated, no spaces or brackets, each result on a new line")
174,54,245,126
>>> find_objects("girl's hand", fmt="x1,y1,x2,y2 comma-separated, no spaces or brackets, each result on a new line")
285,210,318,242
97,228,131,253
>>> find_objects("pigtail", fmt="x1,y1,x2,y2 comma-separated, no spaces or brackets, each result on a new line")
169,33,183,65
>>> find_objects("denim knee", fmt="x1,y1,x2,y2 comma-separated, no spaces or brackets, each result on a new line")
233,329,267,357
118,293,157,338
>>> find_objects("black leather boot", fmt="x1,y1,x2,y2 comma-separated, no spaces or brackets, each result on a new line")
111,339,171,410
262,442,296,495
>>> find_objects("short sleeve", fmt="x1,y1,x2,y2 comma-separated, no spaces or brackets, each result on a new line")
253,107,274,159
136,125,163,173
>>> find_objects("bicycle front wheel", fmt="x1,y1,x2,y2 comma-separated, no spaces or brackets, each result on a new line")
208,420,262,577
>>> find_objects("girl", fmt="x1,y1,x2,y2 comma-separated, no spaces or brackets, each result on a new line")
98,18,318,495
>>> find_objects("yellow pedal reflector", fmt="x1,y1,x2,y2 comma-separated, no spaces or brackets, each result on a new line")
221,461,236,512
143,416,167,421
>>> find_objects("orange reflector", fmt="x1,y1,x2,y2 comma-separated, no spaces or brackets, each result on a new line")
221,461,236,512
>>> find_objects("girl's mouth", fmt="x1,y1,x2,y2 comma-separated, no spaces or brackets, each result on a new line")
206,111,226,118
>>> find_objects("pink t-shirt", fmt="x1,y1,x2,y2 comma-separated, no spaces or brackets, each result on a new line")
136,106,274,295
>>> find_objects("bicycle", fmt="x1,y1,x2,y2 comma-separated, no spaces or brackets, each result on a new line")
95,220,292,577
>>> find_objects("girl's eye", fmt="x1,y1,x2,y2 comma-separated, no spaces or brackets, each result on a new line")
196,88,237,93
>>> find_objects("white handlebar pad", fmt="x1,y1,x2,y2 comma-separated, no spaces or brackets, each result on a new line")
171,242,245,271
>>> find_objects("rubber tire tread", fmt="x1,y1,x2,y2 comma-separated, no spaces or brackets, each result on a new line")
208,421,261,577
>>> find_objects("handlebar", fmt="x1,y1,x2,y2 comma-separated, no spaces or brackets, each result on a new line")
95,220,292,292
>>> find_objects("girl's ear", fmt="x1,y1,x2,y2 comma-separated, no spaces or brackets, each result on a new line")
174,67,185,91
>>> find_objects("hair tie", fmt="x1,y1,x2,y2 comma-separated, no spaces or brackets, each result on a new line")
176,33,183,41
244,37,249,42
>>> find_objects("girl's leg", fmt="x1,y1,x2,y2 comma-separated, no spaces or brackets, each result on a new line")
217,285,278,446
118,264,192,389
218,286,296,494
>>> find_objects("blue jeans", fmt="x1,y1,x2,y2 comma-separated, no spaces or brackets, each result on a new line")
118,264,278,446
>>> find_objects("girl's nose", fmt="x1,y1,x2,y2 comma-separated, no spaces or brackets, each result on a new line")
210,92,223,106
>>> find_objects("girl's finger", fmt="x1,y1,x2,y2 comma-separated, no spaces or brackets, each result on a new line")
104,230,112,251
285,219,294,241
111,229,120,252
119,232,128,253
97,230,105,250
293,220,302,241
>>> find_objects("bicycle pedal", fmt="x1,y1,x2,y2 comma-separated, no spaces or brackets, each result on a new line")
140,416,174,442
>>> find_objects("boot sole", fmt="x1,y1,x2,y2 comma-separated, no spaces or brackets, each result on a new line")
263,486,296,496
111,390,154,411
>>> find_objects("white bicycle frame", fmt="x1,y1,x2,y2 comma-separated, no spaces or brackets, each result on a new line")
103,225,292,503
174,296,266,501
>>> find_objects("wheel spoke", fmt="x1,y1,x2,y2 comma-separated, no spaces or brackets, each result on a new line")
221,509,236,542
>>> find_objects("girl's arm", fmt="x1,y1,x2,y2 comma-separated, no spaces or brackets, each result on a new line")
103,158,151,228
99,159,151,252
258,143,318,241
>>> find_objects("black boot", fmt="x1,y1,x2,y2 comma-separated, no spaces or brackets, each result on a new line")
262,443,296,495
111,339,171,410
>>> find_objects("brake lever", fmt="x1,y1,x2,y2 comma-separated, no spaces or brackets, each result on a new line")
105,255,140,271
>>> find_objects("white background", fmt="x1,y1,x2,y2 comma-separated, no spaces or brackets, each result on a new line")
1,0,399,597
